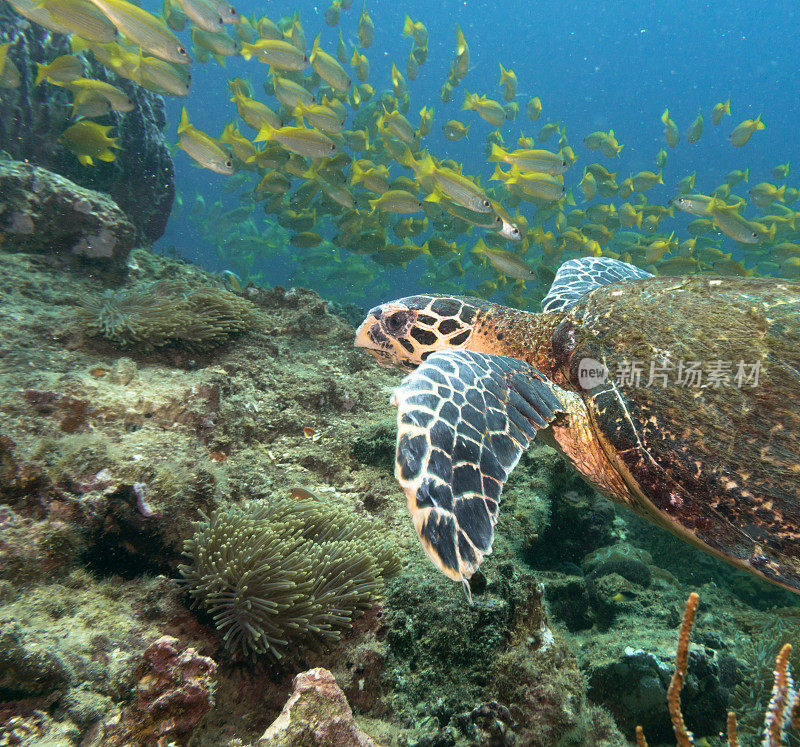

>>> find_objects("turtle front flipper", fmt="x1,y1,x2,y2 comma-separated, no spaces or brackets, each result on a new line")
391,349,565,587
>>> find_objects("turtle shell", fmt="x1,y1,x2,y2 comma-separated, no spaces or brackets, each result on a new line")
551,275,800,592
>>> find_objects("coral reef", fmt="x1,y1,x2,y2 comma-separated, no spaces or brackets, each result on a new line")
0,573,189,743
259,667,381,746
0,159,135,272
518,445,617,572
380,558,626,745
1,243,799,745
351,416,397,470
727,607,800,742
585,627,734,741
178,497,400,660
0,245,410,743
621,507,800,611
0,5,174,243
76,279,261,350
571,574,744,742
486,628,624,746
638,592,800,747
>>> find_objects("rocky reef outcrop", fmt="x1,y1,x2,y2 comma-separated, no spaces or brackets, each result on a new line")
0,5,174,243
0,159,135,270
260,668,381,746
100,635,217,746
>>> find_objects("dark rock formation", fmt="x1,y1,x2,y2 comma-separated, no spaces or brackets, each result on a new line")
0,622,76,700
0,159,135,269
585,642,736,742
0,5,174,243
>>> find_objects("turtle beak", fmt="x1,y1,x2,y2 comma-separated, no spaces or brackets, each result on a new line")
354,308,380,350
355,308,393,366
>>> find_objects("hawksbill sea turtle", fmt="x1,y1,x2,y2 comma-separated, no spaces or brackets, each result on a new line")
354,257,800,597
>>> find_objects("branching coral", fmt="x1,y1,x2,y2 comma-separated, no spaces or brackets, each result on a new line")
178,498,400,660
637,593,800,747
76,280,259,350
729,610,800,744
667,591,698,746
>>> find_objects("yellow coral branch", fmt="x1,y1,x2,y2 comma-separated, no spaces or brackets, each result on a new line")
634,592,800,747
668,591,698,747
726,710,738,747
764,643,795,747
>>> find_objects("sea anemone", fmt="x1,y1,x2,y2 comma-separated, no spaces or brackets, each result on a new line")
178,498,400,660
76,279,259,350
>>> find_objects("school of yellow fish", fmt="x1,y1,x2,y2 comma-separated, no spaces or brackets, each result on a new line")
3,0,797,307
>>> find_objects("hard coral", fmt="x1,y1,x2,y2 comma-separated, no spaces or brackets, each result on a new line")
76,280,259,350
179,498,400,661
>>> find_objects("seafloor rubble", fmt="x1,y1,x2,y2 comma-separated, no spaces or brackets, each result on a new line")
0,239,799,746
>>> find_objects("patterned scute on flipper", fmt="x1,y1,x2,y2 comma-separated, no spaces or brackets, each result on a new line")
392,350,564,582
541,257,654,313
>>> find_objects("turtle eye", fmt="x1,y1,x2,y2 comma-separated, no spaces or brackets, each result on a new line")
384,311,408,334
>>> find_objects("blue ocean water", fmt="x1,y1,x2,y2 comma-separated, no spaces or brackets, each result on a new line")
154,0,800,309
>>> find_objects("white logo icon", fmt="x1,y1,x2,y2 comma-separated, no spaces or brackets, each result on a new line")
577,357,608,389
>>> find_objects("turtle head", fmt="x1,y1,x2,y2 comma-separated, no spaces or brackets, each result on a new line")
355,295,485,370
